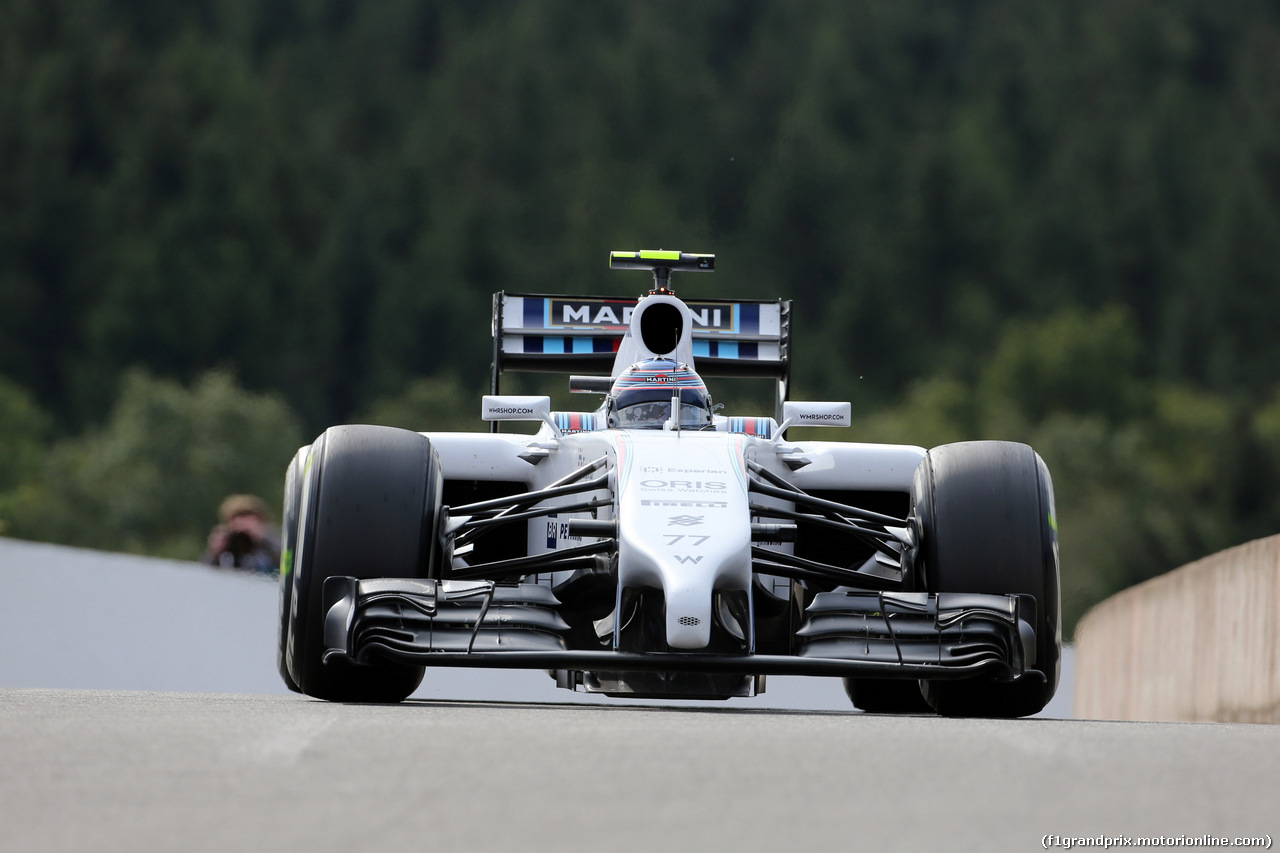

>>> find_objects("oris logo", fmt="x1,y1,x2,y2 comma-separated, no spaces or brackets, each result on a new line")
639,479,728,492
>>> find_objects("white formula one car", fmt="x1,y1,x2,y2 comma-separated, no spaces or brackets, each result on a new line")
278,251,1061,717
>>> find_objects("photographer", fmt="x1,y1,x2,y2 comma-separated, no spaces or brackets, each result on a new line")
201,494,282,574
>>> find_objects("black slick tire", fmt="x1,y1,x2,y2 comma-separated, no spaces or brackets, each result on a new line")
285,424,443,703
913,441,1061,718
842,677,933,714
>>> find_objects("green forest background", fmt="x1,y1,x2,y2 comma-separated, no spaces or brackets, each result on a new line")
4,0,1280,634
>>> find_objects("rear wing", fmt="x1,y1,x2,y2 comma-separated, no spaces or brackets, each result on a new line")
491,291,792,409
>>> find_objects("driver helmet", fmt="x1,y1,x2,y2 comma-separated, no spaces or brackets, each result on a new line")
607,358,713,429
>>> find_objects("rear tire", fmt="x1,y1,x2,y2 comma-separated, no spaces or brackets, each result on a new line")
913,441,1061,718
285,424,443,703
842,678,932,714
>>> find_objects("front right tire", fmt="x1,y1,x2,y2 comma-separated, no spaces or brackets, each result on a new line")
284,424,443,703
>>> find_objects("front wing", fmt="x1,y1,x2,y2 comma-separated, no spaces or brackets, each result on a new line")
321,577,1037,683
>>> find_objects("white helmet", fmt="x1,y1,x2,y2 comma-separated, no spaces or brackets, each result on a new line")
607,358,713,429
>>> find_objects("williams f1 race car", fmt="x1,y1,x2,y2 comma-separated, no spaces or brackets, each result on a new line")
277,251,1061,717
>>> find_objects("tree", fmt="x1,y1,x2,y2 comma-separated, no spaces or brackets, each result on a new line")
1,370,300,558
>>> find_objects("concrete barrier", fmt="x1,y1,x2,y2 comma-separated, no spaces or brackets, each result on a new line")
1074,535,1280,722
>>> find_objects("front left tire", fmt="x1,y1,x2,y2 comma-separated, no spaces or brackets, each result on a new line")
913,440,1061,718
842,677,933,714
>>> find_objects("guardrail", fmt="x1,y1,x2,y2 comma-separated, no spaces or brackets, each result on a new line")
1074,535,1280,722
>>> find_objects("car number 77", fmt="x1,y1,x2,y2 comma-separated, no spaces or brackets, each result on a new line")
664,535,710,546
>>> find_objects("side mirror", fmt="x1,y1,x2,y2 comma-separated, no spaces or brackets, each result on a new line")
780,401,851,429
482,396,553,424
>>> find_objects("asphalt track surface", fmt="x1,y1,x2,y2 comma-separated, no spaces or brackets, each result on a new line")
2,689,1277,853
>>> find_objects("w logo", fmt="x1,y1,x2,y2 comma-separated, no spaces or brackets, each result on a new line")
673,555,704,565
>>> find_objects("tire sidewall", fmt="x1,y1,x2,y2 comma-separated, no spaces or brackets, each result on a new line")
276,445,309,693
1034,452,1063,693
284,431,326,692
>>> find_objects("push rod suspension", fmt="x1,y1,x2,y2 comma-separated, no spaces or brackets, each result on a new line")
747,461,905,527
